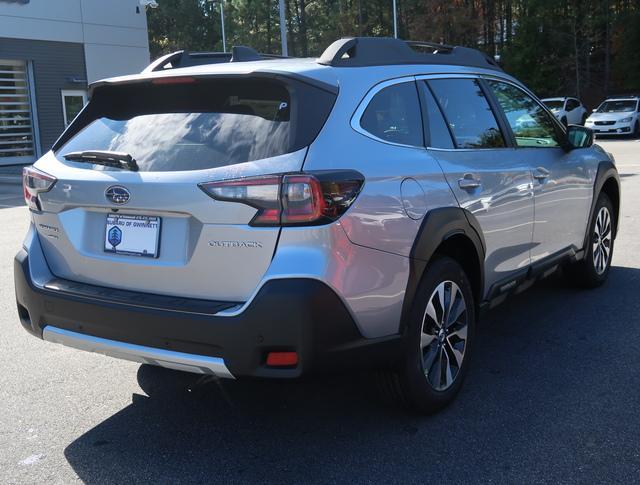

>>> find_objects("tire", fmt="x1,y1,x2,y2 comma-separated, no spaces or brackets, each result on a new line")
633,121,640,139
378,256,476,414
566,193,615,288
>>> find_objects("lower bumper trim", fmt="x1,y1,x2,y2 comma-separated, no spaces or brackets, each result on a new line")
42,326,235,379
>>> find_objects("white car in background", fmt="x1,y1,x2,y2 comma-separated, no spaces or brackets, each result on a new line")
542,97,588,126
585,97,640,137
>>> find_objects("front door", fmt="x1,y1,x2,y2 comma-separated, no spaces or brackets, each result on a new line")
485,80,593,262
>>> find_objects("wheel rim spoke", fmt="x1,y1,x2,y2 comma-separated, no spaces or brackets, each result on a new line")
421,332,436,349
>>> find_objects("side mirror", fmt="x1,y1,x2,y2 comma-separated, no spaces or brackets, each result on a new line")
567,125,593,149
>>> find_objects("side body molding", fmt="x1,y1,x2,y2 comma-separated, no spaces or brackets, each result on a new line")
400,207,486,331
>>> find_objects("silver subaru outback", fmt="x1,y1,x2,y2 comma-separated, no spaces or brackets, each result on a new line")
15,38,620,413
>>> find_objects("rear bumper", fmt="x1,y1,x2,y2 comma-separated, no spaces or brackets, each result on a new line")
15,249,402,378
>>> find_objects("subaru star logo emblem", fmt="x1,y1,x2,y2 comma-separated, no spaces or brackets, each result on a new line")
105,186,130,205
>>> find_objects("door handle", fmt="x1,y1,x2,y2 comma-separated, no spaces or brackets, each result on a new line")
458,173,481,190
533,167,550,181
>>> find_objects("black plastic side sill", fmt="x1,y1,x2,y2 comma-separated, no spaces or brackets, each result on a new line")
43,278,239,316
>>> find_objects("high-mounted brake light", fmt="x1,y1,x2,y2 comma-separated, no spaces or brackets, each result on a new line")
23,166,57,211
150,76,197,85
199,171,364,227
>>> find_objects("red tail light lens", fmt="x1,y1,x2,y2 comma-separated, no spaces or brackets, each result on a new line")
199,171,363,227
23,166,57,211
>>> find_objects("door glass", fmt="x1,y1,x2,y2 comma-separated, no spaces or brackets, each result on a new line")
566,99,579,111
428,78,505,149
0,59,35,164
419,81,454,149
488,81,562,148
360,81,424,147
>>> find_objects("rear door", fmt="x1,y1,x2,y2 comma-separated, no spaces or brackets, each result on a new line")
32,76,336,302
485,80,593,262
418,76,535,296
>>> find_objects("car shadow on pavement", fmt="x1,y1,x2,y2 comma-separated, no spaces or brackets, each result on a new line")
63,266,640,483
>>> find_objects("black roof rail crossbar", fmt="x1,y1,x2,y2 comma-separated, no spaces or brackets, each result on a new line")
142,46,288,73
317,37,502,71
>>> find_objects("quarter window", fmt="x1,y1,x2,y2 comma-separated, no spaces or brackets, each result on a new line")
427,79,505,149
360,81,423,147
488,81,562,148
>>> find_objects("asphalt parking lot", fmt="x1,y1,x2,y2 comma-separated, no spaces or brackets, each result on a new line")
1,139,639,483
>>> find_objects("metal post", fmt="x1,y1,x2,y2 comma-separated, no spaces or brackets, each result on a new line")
220,2,226,52
392,0,398,38
279,0,288,56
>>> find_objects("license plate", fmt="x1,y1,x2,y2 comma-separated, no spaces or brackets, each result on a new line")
104,214,161,258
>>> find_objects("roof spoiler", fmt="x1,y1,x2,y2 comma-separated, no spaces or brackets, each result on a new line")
142,46,288,73
317,37,502,71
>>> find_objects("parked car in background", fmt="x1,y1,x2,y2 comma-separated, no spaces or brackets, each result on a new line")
585,96,640,137
541,97,588,126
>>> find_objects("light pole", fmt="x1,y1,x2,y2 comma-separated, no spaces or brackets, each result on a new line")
279,0,288,56
392,0,398,38
208,0,226,52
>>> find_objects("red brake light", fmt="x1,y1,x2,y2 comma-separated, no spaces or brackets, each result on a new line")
23,166,56,211
151,76,197,85
198,171,363,227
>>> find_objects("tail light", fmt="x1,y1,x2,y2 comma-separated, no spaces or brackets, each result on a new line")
199,171,364,227
23,166,57,211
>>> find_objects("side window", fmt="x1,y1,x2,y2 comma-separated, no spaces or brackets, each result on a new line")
566,99,579,111
360,81,424,147
418,81,454,149
488,81,562,148
427,78,505,149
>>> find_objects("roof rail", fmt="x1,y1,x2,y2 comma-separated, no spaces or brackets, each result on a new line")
142,46,287,73
317,37,502,71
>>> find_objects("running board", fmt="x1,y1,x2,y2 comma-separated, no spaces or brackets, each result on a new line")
42,326,235,379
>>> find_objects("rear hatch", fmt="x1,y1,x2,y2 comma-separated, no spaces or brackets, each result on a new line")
30,75,336,302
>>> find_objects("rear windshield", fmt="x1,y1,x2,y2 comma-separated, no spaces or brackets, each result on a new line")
55,77,336,172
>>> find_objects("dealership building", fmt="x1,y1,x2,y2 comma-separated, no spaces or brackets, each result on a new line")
0,0,151,166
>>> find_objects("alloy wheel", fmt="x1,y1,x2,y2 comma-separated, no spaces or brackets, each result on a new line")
592,206,612,275
420,280,468,391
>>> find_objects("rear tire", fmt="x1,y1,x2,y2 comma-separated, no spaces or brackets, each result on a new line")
566,193,615,288
378,257,476,414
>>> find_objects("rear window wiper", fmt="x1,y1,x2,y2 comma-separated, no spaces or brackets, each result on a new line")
63,150,139,172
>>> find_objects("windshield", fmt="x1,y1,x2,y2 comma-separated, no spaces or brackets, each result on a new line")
55,78,336,172
543,100,564,110
597,100,637,113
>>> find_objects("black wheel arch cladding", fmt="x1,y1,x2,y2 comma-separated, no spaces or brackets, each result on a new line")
400,207,485,332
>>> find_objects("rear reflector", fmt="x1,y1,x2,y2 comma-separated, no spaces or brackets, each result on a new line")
199,171,364,227
266,351,299,367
